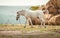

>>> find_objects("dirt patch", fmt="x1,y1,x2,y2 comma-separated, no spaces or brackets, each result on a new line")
0,31,60,38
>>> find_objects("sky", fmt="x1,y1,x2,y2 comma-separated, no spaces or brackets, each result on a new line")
0,0,49,6
0,0,49,24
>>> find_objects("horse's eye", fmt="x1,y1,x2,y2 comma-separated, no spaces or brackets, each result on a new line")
17,12,18,14
17,12,19,14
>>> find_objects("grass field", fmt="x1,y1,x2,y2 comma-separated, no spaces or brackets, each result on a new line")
0,24,60,38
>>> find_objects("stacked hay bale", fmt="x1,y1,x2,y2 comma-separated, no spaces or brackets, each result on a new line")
46,0,60,25
46,0,60,15
48,14,60,25
29,17,41,25
44,14,53,25
29,0,60,25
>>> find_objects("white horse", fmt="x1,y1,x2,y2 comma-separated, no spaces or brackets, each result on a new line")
16,9,45,28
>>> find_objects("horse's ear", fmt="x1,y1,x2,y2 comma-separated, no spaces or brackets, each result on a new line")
22,9,25,11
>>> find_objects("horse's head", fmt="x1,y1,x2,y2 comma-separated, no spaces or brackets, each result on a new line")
16,14,20,20
16,9,26,20
16,11,20,20
18,9,26,16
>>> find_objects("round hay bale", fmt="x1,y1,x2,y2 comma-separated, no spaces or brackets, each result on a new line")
48,14,60,25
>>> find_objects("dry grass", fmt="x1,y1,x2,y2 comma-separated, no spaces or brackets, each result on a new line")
0,24,60,38
0,24,60,31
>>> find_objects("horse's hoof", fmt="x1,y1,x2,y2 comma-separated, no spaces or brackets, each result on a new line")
24,26,26,28
44,26,46,28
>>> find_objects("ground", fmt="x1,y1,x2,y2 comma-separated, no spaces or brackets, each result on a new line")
0,24,60,38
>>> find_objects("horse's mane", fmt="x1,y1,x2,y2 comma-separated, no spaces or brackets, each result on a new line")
25,9,43,13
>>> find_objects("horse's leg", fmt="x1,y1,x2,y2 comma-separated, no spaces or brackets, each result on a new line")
41,20,43,26
38,16,43,27
41,19,46,28
43,20,46,28
39,19,43,28
24,18,27,28
19,17,21,24
39,17,44,28
28,18,33,28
